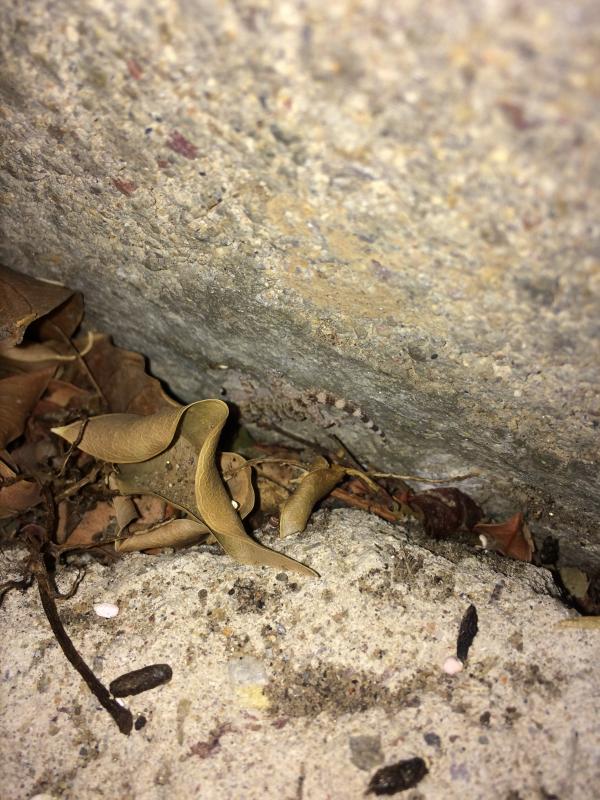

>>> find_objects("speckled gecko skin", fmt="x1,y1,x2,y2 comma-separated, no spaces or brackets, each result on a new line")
304,390,385,437
220,374,385,440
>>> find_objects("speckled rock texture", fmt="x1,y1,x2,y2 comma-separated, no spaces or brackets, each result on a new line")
1,510,598,799
0,0,599,565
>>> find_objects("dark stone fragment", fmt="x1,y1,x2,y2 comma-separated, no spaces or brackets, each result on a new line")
134,714,147,730
456,604,478,662
479,711,491,727
109,663,173,697
366,757,428,795
423,732,441,748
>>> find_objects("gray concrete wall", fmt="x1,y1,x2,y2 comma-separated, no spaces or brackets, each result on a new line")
1,0,598,566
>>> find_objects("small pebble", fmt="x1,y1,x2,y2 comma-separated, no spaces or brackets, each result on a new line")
93,602,119,619
443,656,464,675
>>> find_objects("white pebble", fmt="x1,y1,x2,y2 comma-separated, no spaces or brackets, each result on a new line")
443,656,464,675
231,499,240,509
93,602,119,619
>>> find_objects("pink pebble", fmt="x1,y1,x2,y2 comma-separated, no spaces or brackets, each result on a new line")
443,656,464,675
93,602,119,619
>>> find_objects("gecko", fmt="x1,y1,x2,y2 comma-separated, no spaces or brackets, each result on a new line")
220,373,385,439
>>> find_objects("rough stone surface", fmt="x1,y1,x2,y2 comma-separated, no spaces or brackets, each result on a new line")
1,0,599,564
1,509,599,799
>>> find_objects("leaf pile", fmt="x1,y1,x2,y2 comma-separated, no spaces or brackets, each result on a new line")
1,265,544,736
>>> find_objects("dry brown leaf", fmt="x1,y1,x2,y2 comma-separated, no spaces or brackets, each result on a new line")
474,512,533,561
280,462,346,538
9,438,58,474
127,495,170,533
0,367,56,449
77,333,178,414
400,487,483,539
0,479,43,518
112,494,138,533
221,452,255,519
52,405,188,463
53,400,316,575
115,518,210,553
186,402,316,575
0,341,86,373
45,379,92,409
115,435,199,518
0,265,77,347
62,501,117,550
36,292,84,341
0,458,16,478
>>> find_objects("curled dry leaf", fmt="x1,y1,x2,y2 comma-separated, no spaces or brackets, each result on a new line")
45,379,93,409
186,402,315,575
0,367,56,449
279,461,346,538
220,452,255,519
0,479,43,518
0,264,77,347
61,501,118,550
52,405,189,463
112,494,138,534
474,512,533,562
115,518,210,553
52,400,315,575
401,487,483,539
0,339,91,373
75,333,179,415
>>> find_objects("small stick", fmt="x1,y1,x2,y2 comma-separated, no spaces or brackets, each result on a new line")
369,470,478,484
27,530,133,734
54,465,100,501
223,457,309,480
48,323,107,406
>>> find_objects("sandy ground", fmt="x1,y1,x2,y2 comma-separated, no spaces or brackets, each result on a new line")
1,509,598,799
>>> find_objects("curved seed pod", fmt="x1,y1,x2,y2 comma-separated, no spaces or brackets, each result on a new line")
280,463,346,538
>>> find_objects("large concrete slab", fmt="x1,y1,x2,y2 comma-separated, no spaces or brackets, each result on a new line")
0,0,598,565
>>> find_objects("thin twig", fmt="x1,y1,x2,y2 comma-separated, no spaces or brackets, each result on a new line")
47,323,107,406
369,470,478,484
26,528,133,734
224,457,309,480
54,465,101,501
57,417,89,477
